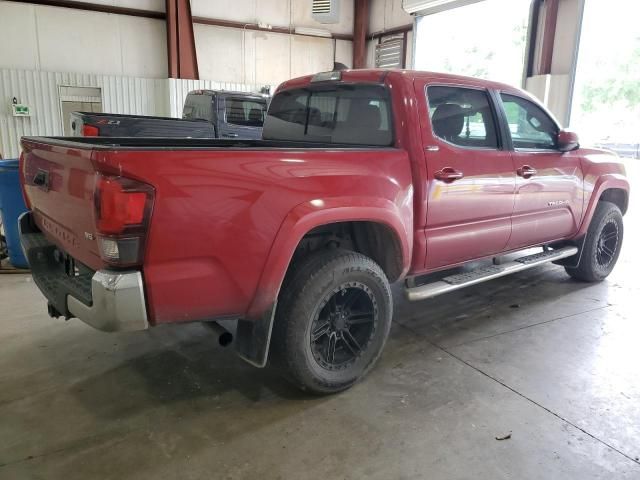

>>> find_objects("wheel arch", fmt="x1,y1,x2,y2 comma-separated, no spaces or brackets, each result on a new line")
599,187,628,215
234,197,412,367
576,174,629,238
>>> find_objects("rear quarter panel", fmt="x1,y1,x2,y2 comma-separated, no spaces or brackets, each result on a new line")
96,148,413,324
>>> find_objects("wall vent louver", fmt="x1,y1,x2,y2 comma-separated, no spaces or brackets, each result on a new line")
311,0,340,24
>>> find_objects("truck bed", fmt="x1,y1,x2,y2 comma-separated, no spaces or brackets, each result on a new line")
71,112,217,138
20,135,411,326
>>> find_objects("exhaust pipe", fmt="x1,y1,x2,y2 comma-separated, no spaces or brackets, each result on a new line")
204,321,234,347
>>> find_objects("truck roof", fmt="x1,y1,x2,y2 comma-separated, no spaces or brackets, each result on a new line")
278,69,525,96
189,90,268,99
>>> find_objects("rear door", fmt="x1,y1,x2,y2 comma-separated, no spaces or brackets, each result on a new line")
497,93,583,249
416,82,516,269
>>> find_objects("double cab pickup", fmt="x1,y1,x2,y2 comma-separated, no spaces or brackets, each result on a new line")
19,69,629,393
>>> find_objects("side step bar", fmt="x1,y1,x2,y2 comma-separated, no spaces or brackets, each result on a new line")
405,246,578,302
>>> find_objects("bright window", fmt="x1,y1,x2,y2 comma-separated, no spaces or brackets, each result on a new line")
414,0,532,87
570,0,640,158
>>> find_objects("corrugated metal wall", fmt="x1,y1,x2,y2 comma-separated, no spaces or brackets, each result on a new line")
0,68,169,158
0,68,272,158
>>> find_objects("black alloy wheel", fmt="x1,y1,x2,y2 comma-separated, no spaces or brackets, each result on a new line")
309,283,378,371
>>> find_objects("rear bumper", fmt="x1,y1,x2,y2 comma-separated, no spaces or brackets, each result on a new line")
18,212,149,332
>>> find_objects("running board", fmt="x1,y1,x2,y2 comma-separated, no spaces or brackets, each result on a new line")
405,246,578,302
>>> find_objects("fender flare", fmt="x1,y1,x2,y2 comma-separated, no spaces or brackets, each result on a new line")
576,174,629,238
234,196,412,367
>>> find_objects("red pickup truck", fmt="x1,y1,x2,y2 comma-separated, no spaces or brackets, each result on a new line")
19,69,629,394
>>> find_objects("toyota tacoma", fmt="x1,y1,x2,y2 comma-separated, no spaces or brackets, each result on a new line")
19,69,629,394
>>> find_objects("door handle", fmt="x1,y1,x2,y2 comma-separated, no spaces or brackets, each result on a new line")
517,165,537,179
434,167,464,183
223,133,239,138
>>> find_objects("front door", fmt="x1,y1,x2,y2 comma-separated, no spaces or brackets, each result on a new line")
417,83,516,270
498,93,584,250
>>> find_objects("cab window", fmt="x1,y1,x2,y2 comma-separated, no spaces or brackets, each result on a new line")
263,84,393,146
500,94,558,150
225,98,267,127
426,86,499,149
183,93,213,122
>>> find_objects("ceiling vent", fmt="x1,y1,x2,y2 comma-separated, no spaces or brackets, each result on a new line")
312,0,340,24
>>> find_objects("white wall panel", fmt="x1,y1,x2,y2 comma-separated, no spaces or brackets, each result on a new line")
0,68,168,158
191,0,354,35
0,2,167,78
35,6,122,75
290,36,334,79
369,0,413,33
118,15,168,78
254,32,292,86
335,39,354,68
195,24,338,87
194,25,245,83
0,2,40,71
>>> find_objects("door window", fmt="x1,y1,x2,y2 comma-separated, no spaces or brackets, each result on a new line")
426,86,499,149
500,94,559,150
225,98,267,127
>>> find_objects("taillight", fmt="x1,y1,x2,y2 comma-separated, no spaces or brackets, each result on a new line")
18,152,32,209
94,174,154,267
82,125,100,136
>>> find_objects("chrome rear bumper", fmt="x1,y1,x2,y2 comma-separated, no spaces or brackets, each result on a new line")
67,270,149,332
19,211,149,332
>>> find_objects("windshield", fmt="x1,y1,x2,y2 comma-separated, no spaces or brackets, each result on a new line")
262,84,393,146
225,98,267,127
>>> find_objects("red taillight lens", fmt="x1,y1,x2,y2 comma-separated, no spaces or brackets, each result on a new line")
94,174,154,266
82,125,100,136
97,177,148,234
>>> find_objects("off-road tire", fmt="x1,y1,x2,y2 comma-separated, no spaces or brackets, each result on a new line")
271,249,393,394
565,201,623,282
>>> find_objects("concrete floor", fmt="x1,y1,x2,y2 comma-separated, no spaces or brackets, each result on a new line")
1,162,638,480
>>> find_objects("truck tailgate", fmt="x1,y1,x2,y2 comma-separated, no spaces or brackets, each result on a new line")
21,139,102,270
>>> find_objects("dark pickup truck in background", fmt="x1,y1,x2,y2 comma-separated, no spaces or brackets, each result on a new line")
71,90,269,139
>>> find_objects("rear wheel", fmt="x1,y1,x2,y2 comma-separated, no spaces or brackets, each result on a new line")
271,249,393,394
565,201,623,282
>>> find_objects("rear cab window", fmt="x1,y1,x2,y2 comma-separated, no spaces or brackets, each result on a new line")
426,85,499,149
224,97,267,127
262,84,393,146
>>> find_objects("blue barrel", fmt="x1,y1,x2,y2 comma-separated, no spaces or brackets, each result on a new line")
0,159,29,269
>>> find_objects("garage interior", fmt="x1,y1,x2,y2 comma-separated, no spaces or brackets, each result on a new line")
0,0,638,478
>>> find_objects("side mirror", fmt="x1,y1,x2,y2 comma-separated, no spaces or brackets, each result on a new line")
557,129,580,152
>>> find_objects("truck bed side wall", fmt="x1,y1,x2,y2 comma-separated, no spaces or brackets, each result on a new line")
98,148,414,325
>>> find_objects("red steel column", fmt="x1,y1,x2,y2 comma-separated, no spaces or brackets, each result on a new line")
166,0,199,79
538,0,559,75
353,0,370,69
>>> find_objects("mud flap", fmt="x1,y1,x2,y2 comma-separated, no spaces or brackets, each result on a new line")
551,236,585,268
234,302,277,368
